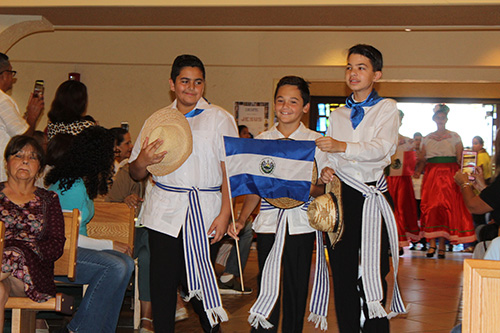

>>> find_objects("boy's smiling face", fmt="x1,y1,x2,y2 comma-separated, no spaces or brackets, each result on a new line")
274,84,309,126
345,53,382,101
169,66,205,114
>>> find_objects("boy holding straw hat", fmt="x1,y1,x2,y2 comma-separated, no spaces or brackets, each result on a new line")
316,44,406,332
129,54,238,332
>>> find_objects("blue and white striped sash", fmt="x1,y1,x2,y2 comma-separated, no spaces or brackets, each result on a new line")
248,206,330,330
155,182,228,327
334,171,406,319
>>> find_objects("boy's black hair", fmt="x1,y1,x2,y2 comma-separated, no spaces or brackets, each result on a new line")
348,44,383,72
274,76,310,106
170,54,205,82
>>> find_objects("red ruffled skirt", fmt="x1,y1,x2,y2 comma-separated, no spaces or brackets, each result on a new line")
420,162,475,243
387,175,420,246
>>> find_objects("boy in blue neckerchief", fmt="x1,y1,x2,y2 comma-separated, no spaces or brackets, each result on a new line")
316,44,405,332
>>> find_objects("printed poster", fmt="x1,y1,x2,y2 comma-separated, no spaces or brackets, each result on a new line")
234,101,270,137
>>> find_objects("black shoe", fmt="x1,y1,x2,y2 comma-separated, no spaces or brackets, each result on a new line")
426,246,436,258
218,277,252,295
438,249,446,259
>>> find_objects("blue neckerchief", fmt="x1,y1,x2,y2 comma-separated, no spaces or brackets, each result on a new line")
184,108,204,118
183,98,211,118
345,90,383,130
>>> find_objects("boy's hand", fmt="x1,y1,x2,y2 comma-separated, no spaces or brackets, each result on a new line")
208,214,229,244
138,137,168,166
316,136,347,153
320,167,336,184
227,219,245,240
129,137,168,181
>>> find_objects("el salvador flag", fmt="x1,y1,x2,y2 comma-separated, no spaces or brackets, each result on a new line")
224,136,316,202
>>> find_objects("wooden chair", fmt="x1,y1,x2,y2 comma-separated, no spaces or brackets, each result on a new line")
3,209,80,333
86,202,138,327
87,202,135,250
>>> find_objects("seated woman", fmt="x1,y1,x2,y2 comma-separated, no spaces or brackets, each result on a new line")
45,126,134,333
455,129,500,256
0,135,65,332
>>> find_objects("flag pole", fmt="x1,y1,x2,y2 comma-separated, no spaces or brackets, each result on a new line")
223,136,246,292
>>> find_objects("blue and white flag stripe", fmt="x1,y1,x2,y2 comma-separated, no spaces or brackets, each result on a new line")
224,137,316,161
226,154,312,182
223,137,316,202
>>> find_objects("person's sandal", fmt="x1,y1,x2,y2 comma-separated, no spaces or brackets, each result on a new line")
426,246,436,258
140,318,154,333
438,249,446,259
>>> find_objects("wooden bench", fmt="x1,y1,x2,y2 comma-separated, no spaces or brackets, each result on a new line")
3,209,80,333
86,202,138,327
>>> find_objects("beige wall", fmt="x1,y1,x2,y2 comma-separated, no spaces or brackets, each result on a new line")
6,29,500,139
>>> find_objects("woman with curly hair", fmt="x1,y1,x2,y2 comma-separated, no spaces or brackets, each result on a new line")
46,126,134,333
415,104,475,259
46,80,95,140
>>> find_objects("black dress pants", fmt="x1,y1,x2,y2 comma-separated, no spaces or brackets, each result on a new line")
148,228,221,333
326,182,391,333
252,225,315,333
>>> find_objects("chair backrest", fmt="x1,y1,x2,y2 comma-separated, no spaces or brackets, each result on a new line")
0,221,4,256
55,209,80,280
0,209,80,281
87,202,135,251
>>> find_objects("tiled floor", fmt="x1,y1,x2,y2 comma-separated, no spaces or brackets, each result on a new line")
29,245,467,332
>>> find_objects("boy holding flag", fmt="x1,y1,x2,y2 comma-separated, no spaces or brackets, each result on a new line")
228,76,329,331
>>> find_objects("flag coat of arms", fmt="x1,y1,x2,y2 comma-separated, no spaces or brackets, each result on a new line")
223,136,317,202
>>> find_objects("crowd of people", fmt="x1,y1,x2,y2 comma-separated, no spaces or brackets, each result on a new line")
0,42,497,333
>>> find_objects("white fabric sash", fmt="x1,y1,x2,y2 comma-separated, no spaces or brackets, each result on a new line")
248,209,330,330
156,182,228,327
333,171,406,319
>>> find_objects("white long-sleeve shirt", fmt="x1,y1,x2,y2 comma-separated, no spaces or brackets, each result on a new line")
325,98,399,183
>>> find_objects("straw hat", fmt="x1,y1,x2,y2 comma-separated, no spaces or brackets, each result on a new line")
264,160,318,209
307,175,344,247
141,107,193,176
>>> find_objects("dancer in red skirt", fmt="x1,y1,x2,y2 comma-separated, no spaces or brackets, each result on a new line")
416,104,475,259
387,110,420,254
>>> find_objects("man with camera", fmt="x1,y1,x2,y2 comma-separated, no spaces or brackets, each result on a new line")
0,52,44,181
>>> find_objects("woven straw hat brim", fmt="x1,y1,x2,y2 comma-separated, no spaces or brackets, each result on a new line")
141,107,193,176
307,175,344,243
265,159,318,209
